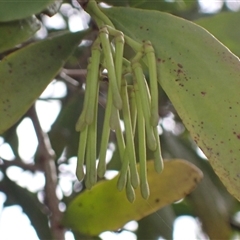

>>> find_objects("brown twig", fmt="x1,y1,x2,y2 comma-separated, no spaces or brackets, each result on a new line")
60,68,87,86
0,157,39,172
29,105,65,239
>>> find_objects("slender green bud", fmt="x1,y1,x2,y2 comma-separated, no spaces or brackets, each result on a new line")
76,126,88,181
99,27,122,109
144,41,159,127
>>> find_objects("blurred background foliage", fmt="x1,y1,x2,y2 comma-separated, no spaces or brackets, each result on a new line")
1,0,240,239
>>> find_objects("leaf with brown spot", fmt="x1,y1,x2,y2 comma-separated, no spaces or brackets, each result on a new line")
0,16,40,53
0,30,88,134
104,7,240,201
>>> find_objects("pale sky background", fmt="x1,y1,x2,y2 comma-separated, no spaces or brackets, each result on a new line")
1,1,240,239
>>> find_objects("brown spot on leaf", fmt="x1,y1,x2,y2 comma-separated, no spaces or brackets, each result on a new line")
177,63,183,68
177,69,182,75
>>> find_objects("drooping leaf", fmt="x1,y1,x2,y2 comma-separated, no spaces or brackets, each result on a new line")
0,16,40,54
0,30,88,134
62,159,203,236
0,0,56,22
196,11,240,57
104,7,240,201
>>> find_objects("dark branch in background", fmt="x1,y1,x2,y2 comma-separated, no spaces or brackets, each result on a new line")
77,0,89,10
28,105,65,240
230,218,240,232
62,68,87,78
0,157,39,172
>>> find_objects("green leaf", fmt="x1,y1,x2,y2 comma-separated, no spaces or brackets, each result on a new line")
104,7,240,201
0,30,88,134
62,159,203,236
102,0,194,12
0,0,56,22
195,11,240,57
128,0,189,12
0,16,40,54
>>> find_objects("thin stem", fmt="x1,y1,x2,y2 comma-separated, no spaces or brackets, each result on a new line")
0,157,39,172
86,0,114,28
29,105,65,240
121,80,139,188
99,27,122,109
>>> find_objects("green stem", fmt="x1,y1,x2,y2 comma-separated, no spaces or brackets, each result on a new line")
99,26,122,109
153,127,164,173
136,95,149,199
86,0,114,28
121,79,139,188
85,38,101,125
76,126,88,181
144,41,159,127
75,60,92,132
132,62,156,151
97,85,112,178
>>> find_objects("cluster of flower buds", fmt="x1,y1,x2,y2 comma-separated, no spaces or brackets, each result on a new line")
75,24,163,202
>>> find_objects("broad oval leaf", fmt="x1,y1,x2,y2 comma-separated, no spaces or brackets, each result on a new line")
196,11,240,57
104,7,240,201
102,0,194,12
0,16,41,54
62,159,203,236
0,30,87,134
0,0,56,22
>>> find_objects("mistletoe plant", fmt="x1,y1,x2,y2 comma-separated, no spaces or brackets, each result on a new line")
1,0,240,238
75,0,164,201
